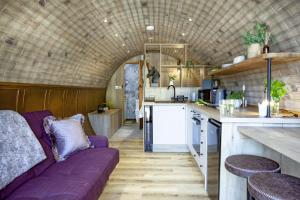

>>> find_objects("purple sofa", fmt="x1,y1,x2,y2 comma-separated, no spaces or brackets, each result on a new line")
0,110,119,200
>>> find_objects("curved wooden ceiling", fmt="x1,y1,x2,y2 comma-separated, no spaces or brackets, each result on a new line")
0,0,299,87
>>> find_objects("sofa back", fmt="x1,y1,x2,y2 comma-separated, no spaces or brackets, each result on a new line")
0,110,55,199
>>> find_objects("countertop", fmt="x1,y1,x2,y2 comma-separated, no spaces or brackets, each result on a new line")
239,127,300,163
88,109,120,115
143,101,300,123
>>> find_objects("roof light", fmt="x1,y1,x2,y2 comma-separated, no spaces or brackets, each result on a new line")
146,25,155,31
188,18,192,22
103,18,108,23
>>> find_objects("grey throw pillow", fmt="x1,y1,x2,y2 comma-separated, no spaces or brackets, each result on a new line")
0,110,46,189
43,114,91,161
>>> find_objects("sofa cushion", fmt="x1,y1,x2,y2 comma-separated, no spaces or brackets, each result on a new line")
6,175,106,200
21,110,56,176
88,135,109,148
7,147,119,200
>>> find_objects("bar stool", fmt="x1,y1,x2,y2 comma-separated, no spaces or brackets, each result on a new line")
225,155,281,199
248,172,300,200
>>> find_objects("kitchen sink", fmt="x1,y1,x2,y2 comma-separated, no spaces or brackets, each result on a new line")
155,99,187,103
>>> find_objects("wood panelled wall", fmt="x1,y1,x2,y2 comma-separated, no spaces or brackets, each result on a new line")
0,82,106,135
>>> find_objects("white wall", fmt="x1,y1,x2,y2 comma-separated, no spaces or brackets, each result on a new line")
144,87,199,101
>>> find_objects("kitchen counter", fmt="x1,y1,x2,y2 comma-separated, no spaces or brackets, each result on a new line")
142,100,300,200
143,101,300,123
239,127,300,163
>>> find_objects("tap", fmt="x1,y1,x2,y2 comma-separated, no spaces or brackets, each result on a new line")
167,85,176,100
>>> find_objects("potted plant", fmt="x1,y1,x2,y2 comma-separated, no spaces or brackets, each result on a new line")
168,73,176,86
243,22,270,58
228,91,243,109
186,60,193,77
264,79,287,115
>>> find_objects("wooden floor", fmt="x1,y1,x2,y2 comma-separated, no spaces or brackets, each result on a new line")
99,124,212,200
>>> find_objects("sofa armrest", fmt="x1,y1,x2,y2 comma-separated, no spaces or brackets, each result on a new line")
88,135,109,148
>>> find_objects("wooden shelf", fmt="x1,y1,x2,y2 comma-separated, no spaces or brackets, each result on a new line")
209,53,300,76
160,64,208,68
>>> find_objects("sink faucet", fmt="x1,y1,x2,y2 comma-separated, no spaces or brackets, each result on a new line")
167,85,176,100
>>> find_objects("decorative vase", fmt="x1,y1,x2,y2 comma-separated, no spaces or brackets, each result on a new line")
271,101,280,116
247,43,261,58
169,80,174,86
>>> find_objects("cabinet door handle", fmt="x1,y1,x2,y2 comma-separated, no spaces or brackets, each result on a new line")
201,142,203,144
201,130,203,132
182,107,185,110
200,153,203,156
200,165,203,167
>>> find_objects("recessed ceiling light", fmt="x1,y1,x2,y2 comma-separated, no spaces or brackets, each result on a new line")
148,37,153,40
127,50,130,53
115,33,118,37
103,18,108,23
174,50,177,53
122,43,125,47
188,18,192,22
181,32,186,36
146,25,155,31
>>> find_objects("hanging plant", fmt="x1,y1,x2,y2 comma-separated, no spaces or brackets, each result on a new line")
185,60,193,77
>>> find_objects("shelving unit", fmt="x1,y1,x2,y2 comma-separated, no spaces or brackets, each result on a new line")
143,43,209,88
209,53,300,76
209,52,300,117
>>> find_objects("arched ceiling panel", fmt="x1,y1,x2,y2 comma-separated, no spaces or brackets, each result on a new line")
0,0,299,87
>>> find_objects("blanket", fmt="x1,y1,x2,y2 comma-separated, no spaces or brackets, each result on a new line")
0,110,46,189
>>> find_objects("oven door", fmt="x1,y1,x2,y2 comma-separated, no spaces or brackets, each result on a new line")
192,117,201,157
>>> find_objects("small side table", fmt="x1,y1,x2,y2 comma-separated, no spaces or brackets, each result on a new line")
88,109,122,138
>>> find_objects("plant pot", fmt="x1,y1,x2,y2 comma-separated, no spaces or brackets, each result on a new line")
233,99,242,109
169,80,174,86
247,43,261,58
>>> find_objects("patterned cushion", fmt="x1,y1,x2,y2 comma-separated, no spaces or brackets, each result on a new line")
43,114,92,161
225,154,280,178
248,172,300,200
0,110,46,190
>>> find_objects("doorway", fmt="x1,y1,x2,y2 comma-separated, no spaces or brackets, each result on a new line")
124,63,139,121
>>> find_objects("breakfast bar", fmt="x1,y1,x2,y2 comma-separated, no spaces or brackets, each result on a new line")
239,127,300,163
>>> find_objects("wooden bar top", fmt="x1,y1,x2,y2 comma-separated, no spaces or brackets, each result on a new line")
238,127,300,163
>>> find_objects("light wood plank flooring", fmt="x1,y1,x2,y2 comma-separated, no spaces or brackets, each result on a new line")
99,125,212,200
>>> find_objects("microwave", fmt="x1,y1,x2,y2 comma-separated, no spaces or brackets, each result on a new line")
198,89,211,102
198,89,226,106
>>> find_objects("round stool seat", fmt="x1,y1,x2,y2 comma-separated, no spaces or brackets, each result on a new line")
248,173,300,200
225,155,280,178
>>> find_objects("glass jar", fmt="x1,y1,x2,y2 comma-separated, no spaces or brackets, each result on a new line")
271,101,280,116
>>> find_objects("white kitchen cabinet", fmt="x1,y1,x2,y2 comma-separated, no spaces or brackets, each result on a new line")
153,105,187,152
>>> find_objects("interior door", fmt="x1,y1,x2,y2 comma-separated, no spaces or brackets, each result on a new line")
138,61,144,128
124,64,139,120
